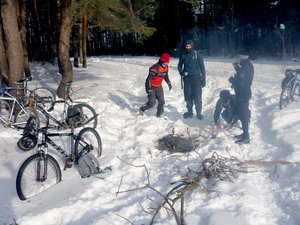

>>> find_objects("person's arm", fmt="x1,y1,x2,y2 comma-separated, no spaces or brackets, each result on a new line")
177,55,184,76
213,99,222,125
146,66,157,92
197,53,206,80
164,69,172,90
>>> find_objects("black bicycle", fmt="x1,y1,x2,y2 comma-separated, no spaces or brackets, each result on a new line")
279,69,300,109
16,117,102,200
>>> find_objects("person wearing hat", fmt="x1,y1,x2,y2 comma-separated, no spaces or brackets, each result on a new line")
228,50,254,144
177,40,206,120
213,89,239,128
139,53,172,117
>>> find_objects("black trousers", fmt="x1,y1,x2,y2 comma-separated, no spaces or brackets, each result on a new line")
140,86,165,116
183,76,202,114
236,99,251,137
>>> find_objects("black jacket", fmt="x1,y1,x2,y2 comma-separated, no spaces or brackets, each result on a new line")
214,95,237,124
230,59,254,101
178,50,206,80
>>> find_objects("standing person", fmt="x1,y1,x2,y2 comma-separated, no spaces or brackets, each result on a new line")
177,40,206,120
229,51,254,144
139,53,172,117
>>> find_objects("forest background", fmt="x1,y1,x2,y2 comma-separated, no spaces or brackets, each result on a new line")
0,0,300,94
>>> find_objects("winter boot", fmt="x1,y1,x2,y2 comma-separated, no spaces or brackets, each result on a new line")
196,114,204,120
235,136,250,144
183,108,193,119
233,133,244,139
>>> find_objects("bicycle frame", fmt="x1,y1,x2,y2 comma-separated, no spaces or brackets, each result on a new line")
0,91,31,128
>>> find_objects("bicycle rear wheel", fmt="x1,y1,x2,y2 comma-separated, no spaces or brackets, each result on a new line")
75,127,102,159
0,100,11,123
14,104,49,128
279,87,290,109
16,153,61,200
29,87,56,110
72,103,98,129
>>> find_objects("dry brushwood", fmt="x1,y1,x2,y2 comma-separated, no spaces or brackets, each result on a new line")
157,129,197,153
116,153,290,225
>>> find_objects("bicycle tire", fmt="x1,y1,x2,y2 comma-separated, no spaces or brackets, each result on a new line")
0,100,11,123
29,87,56,110
279,87,290,110
14,104,49,128
16,153,61,200
75,127,102,159
72,103,98,129
290,83,300,101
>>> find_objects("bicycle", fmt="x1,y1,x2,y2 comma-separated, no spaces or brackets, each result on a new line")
0,77,56,129
279,69,300,109
13,82,98,130
0,77,56,109
16,118,102,200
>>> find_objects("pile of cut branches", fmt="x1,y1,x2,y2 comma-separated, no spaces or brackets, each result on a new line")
157,130,197,153
116,152,290,225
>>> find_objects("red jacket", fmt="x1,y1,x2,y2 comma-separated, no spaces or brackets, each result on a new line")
145,61,171,91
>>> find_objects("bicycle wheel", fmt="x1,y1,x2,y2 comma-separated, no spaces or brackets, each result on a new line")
14,104,49,128
29,87,56,110
16,153,61,200
75,127,102,159
0,100,11,123
72,103,98,128
290,83,300,101
279,87,290,109
17,116,39,151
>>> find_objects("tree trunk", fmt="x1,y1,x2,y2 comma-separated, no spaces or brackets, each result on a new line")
19,0,31,79
81,15,87,68
0,19,9,80
1,0,24,84
57,0,74,98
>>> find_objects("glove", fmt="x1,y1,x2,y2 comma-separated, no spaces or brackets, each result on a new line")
168,83,172,91
201,79,206,88
228,76,234,84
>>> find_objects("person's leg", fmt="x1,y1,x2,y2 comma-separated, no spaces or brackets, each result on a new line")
140,90,156,113
183,77,193,118
156,87,165,117
235,101,250,144
191,76,203,120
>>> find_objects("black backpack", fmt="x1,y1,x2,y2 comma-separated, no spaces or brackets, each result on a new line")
66,105,83,127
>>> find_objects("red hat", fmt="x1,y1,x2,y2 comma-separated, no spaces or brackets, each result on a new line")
160,53,170,63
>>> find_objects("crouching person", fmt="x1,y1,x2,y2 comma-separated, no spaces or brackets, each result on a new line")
139,53,172,117
213,90,239,129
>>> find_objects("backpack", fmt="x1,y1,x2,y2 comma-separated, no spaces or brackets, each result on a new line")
66,105,83,127
77,152,101,178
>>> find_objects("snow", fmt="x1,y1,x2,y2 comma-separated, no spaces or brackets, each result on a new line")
1,56,300,225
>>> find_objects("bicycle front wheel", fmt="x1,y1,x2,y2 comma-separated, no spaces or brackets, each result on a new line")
72,103,98,129
290,83,300,101
75,127,102,159
16,154,61,200
279,87,290,109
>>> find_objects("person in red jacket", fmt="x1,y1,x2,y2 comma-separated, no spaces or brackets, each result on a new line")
139,53,172,117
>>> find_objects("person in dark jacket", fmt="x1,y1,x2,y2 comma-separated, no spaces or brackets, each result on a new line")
229,51,254,144
214,90,239,128
139,53,172,117
178,40,206,120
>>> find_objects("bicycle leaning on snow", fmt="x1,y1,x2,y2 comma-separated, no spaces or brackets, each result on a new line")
0,78,55,129
14,81,98,130
16,116,102,200
279,69,300,109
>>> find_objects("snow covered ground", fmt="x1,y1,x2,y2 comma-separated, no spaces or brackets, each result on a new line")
1,56,300,225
